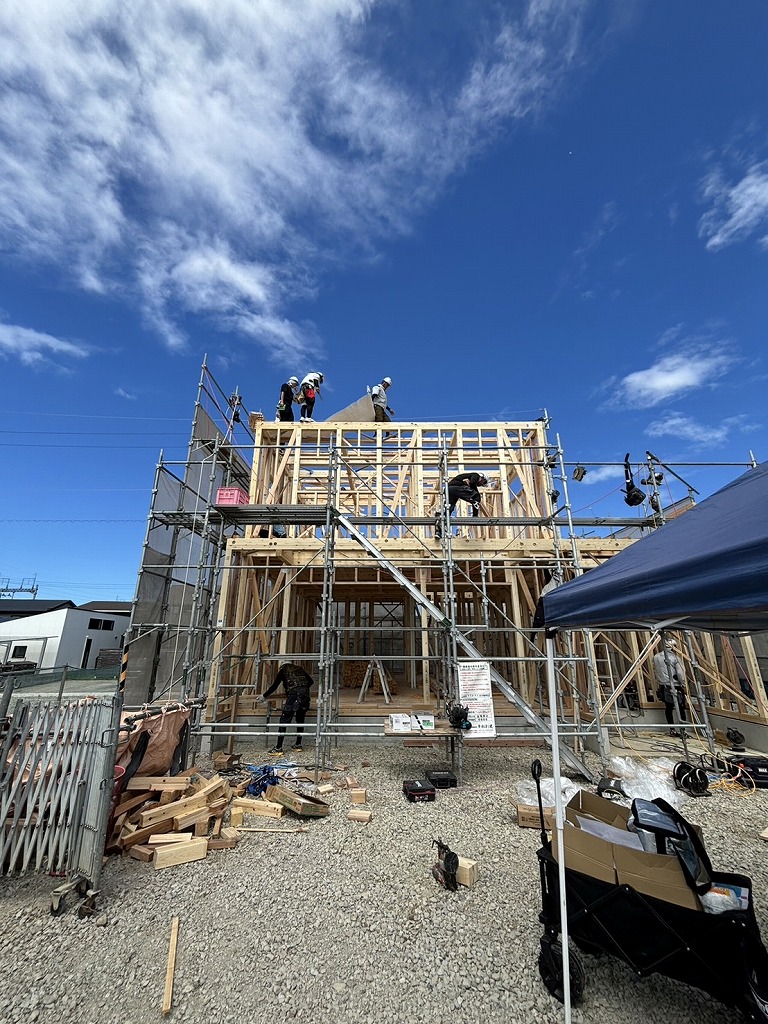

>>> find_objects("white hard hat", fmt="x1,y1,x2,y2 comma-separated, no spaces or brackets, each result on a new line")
288,376,298,386
382,376,392,386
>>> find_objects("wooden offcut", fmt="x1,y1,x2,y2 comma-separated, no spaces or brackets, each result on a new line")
232,796,285,819
347,808,372,823
456,856,479,887
154,837,208,870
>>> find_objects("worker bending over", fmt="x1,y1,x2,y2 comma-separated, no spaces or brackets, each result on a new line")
258,663,315,755
435,472,488,539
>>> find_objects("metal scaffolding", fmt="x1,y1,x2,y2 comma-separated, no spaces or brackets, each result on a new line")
123,365,767,776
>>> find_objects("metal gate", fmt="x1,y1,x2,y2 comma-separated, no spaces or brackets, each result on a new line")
1,679,120,911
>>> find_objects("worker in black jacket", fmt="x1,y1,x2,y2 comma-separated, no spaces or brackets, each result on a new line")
435,472,488,538
257,663,314,755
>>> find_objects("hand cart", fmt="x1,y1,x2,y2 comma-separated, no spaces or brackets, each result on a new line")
531,760,768,1021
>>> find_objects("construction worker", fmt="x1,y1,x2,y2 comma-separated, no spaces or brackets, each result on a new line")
370,376,394,423
653,636,687,737
257,663,315,754
277,376,299,422
435,472,488,539
299,371,323,421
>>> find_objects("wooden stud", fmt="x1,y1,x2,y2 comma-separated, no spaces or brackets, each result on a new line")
162,917,180,1015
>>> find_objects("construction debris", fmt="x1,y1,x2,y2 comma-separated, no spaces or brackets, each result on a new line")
108,766,331,867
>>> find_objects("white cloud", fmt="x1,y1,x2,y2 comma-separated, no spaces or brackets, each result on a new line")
115,386,137,400
609,346,734,409
0,322,88,368
699,161,768,251
646,412,755,447
573,464,622,485
0,0,610,360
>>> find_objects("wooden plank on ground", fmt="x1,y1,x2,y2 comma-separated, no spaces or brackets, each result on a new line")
121,819,174,849
173,805,213,831
154,837,208,870
147,833,194,845
139,792,210,828
128,844,156,863
162,917,180,1016
115,792,153,816
127,776,192,791
232,797,285,819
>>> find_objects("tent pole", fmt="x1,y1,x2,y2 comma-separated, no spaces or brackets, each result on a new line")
546,633,572,1024
683,633,716,755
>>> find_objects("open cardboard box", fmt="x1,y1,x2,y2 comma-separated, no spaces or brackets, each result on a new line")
553,789,701,911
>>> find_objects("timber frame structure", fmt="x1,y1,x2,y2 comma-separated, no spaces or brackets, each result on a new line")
124,363,768,773
197,417,767,770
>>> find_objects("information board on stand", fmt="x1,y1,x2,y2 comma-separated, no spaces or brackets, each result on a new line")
457,660,496,738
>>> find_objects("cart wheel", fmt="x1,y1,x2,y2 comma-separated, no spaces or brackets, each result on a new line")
538,939,585,1004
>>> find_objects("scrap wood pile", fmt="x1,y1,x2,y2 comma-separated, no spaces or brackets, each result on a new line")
107,758,334,869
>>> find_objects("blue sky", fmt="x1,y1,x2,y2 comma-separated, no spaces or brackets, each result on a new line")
1,1,767,602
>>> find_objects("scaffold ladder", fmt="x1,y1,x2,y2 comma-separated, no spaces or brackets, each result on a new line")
333,509,595,781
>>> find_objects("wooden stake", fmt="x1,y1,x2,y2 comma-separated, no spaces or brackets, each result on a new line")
162,916,180,1016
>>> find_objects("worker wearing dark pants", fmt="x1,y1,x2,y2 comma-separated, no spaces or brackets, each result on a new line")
257,663,314,754
436,472,488,539
653,638,687,737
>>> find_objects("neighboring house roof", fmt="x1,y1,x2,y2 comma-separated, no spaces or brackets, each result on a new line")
78,601,132,615
0,600,76,622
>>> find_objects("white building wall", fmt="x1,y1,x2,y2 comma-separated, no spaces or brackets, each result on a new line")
0,609,129,670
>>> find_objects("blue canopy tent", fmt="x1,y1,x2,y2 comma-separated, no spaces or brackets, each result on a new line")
536,462,768,1017
541,461,768,634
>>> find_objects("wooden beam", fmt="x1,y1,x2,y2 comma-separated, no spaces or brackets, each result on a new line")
162,917,180,1016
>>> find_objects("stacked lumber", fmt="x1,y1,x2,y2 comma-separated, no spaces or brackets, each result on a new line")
108,769,242,869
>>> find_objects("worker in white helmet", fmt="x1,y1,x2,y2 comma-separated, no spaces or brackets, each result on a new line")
299,371,323,421
277,375,299,422
370,376,394,424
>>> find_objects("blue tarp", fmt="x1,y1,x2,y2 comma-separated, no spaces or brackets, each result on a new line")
541,461,768,633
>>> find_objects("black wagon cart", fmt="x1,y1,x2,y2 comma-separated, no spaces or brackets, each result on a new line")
531,760,768,1022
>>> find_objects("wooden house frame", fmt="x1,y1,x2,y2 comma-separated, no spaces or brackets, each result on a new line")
202,419,768,758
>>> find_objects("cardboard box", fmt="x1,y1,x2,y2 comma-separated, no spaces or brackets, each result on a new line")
388,714,412,733
516,802,554,829
265,784,330,818
552,790,701,911
410,713,435,731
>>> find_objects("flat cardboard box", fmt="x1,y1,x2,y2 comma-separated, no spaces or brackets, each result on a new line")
410,713,435,731
552,790,701,911
266,784,330,818
516,802,554,829
388,714,411,733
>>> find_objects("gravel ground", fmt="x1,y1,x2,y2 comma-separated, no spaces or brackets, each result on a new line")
1,738,768,1024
